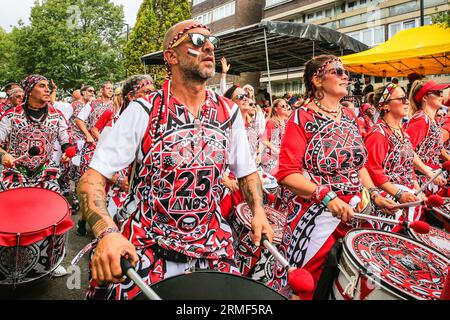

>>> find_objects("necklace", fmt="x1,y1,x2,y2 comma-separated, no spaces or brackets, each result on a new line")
149,81,211,174
383,119,404,141
313,99,341,116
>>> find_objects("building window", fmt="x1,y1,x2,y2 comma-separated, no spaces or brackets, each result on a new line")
347,26,384,47
213,1,236,22
194,11,212,25
193,0,206,6
388,17,432,39
325,8,333,17
265,0,292,8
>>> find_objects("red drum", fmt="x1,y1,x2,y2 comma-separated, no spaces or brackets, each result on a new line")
332,229,449,300
408,226,450,258
229,203,286,281
136,271,286,300
0,188,74,285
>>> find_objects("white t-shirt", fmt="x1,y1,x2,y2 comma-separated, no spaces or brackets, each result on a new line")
90,98,256,180
54,101,73,122
77,103,92,122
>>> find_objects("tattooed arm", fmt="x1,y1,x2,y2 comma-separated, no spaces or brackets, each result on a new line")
77,168,138,284
238,171,274,246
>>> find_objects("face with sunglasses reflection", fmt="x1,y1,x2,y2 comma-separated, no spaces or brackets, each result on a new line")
248,99,257,117
386,87,410,118
314,62,350,98
168,26,217,82
82,87,96,102
276,100,291,118
232,88,251,114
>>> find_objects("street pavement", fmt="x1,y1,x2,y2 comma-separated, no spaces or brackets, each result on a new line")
0,207,93,300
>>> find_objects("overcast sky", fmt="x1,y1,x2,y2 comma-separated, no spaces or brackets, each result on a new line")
0,0,143,32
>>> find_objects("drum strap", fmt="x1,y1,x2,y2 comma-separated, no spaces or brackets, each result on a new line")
151,244,190,263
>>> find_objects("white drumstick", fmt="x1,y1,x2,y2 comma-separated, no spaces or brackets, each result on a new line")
353,213,430,234
415,161,450,195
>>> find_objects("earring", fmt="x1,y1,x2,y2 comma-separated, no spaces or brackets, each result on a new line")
315,88,324,100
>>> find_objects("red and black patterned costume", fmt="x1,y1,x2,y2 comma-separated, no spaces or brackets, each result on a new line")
0,104,73,193
364,121,418,231
78,99,113,176
87,81,255,299
260,119,286,175
271,106,367,298
404,111,444,193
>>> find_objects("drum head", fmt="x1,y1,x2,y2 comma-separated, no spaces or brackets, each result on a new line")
141,271,285,300
235,203,286,244
409,226,450,258
0,188,73,247
344,229,449,300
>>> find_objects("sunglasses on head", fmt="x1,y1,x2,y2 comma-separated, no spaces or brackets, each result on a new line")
324,67,350,78
234,93,249,101
388,96,409,104
172,33,220,49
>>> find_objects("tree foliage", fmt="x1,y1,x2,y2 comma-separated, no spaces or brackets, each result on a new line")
432,10,450,28
1,0,127,91
124,0,191,86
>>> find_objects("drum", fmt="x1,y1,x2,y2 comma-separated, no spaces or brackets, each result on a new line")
408,226,450,258
135,271,286,300
0,188,74,285
258,170,278,205
331,229,449,300
229,203,286,280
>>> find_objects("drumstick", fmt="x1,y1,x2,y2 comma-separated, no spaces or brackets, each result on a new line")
415,161,450,195
261,234,315,296
353,213,430,234
13,146,40,162
393,195,443,209
431,207,450,221
120,258,162,300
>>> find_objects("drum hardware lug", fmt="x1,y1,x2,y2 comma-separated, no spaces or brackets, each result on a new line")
50,224,58,273
13,233,22,288
337,263,357,299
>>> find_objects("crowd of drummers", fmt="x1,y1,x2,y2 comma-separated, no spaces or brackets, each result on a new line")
0,19,449,300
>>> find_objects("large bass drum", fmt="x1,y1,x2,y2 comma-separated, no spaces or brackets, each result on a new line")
331,229,449,300
135,271,286,300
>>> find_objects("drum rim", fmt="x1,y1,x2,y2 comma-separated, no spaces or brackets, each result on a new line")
0,187,71,235
343,228,449,300
149,270,286,299
407,226,450,258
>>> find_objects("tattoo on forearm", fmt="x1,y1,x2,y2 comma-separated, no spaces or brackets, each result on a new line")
238,173,264,211
77,173,114,236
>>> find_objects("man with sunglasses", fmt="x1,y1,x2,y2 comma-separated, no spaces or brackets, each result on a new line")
77,20,273,300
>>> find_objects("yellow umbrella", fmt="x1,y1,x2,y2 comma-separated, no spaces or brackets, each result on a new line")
341,24,450,77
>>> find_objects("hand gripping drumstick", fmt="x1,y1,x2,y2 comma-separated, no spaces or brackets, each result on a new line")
415,161,450,195
392,195,444,209
260,234,315,297
353,213,430,234
120,258,162,300
13,146,41,162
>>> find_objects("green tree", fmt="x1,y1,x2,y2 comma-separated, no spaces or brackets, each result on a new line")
0,27,26,86
13,0,127,91
124,0,191,86
432,10,450,28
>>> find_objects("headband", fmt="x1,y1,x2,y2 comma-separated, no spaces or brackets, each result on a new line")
313,58,342,79
378,83,398,108
21,75,48,98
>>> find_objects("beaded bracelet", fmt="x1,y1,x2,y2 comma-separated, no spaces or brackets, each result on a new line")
71,227,120,266
394,189,404,202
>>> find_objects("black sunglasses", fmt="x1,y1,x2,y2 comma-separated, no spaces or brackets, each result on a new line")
388,96,409,104
249,103,256,107
427,91,443,97
173,33,220,49
234,93,249,101
324,67,350,78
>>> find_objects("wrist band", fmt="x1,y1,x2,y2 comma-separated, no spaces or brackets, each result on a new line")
312,185,330,203
368,187,381,202
394,189,404,202
322,190,337,207
71,227,120,266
